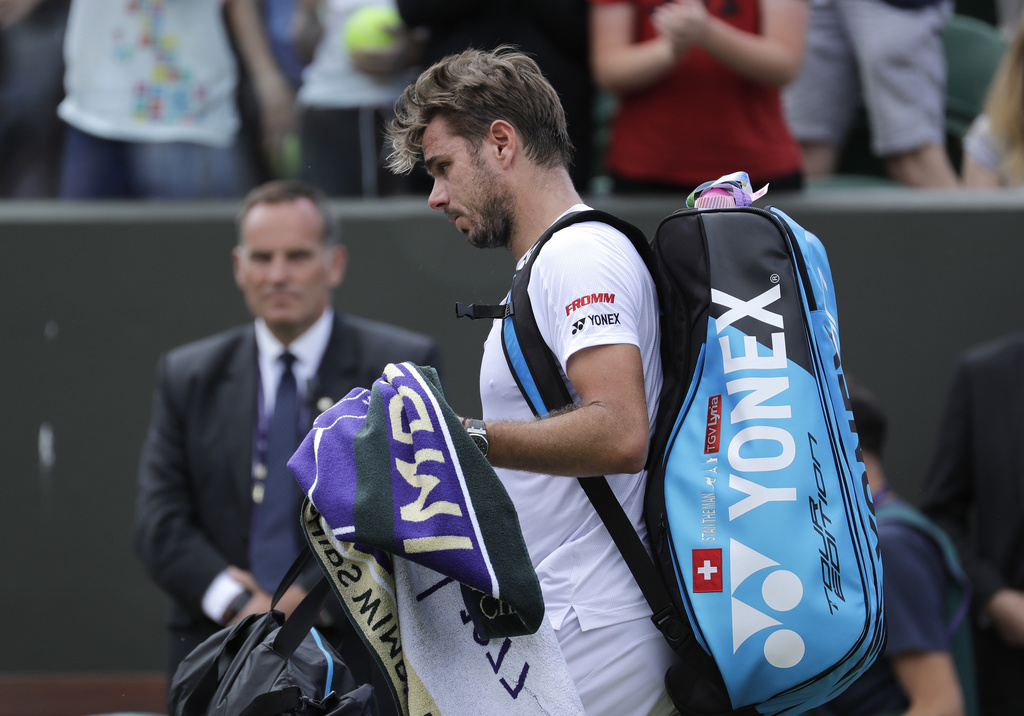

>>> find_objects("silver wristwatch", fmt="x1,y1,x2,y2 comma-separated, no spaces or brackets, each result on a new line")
465,419,489,457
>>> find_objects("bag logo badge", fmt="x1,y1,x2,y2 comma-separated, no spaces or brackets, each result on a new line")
704,394,722,454
730,539,806,669
692,548,723,592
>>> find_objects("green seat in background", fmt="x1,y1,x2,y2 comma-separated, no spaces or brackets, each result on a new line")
942,14,1007,139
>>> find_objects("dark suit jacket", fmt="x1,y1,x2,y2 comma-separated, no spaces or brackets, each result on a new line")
919,331,1024,608
918,331,1024,716
133,312,441,671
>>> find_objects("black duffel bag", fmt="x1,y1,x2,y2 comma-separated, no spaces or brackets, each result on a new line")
168,552,377,716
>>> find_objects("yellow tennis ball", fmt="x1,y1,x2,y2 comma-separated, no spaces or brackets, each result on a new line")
343,6,401,53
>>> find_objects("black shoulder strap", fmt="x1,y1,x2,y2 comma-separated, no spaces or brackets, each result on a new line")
466,210,690,650
458,210,659,413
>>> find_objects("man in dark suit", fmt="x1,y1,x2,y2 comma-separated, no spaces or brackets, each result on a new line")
132,179,441,709
919,331,1024,716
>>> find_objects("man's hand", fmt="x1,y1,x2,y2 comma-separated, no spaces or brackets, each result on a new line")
987,588,1024,646
225,566,309,624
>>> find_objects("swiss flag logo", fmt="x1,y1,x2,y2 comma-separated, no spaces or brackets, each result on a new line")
692,548,723,593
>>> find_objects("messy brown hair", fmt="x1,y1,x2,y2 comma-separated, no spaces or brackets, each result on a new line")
387,46,574,176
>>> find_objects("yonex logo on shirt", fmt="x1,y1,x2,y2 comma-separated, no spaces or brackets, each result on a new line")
570,313,621,335
564,292,615,316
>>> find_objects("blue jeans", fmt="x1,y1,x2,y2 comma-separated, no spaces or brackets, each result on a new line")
59,124,253,199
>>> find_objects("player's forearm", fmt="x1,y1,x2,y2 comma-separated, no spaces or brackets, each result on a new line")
484,403,649,477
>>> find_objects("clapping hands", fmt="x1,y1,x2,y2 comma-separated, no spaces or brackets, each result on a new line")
652,0,711,58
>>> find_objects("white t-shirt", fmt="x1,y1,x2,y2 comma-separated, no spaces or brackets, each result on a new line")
58,0,239,146
479,205,663,633
297,0,417,109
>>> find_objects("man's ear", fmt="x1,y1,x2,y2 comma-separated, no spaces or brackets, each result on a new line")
328,245,347,288
232,246,245,289
487,120,516,167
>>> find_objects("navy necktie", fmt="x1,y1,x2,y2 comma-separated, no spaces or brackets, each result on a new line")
250,352,304,591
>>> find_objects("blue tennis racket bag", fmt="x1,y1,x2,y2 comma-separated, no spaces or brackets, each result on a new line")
456,181,885,716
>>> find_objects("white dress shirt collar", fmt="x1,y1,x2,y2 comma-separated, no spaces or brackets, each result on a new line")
254,307,334,415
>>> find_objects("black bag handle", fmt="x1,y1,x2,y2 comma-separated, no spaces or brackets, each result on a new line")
272,576,332,657
271,548,313,609
180,549,330,716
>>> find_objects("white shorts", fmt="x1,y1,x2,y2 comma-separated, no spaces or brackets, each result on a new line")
783,0,953,156
557,610,679,716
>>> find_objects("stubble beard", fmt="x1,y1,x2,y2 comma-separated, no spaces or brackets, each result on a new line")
468,191,515,250
466,160,516,251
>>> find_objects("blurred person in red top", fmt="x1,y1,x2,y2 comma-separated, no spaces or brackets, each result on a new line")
589,0,807,195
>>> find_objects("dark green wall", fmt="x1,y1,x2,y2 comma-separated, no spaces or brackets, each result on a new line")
2,190,1021,672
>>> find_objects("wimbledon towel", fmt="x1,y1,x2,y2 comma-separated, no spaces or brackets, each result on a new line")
290,362,584,716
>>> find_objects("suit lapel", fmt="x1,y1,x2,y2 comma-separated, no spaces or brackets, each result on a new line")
310,313,361,422
222,328,259,512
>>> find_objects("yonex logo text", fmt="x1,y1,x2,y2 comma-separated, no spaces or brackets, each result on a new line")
570,313,621,335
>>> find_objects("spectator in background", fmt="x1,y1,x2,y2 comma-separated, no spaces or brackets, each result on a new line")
783,0,959,188
232,0,309,183
962,13,1024,188
289,0,422,197
396,0,596,193
588,0,806,195
0,0,69,197
230,0,299,171
56,0,292,199
920,332,1024,715
817,383,971,716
